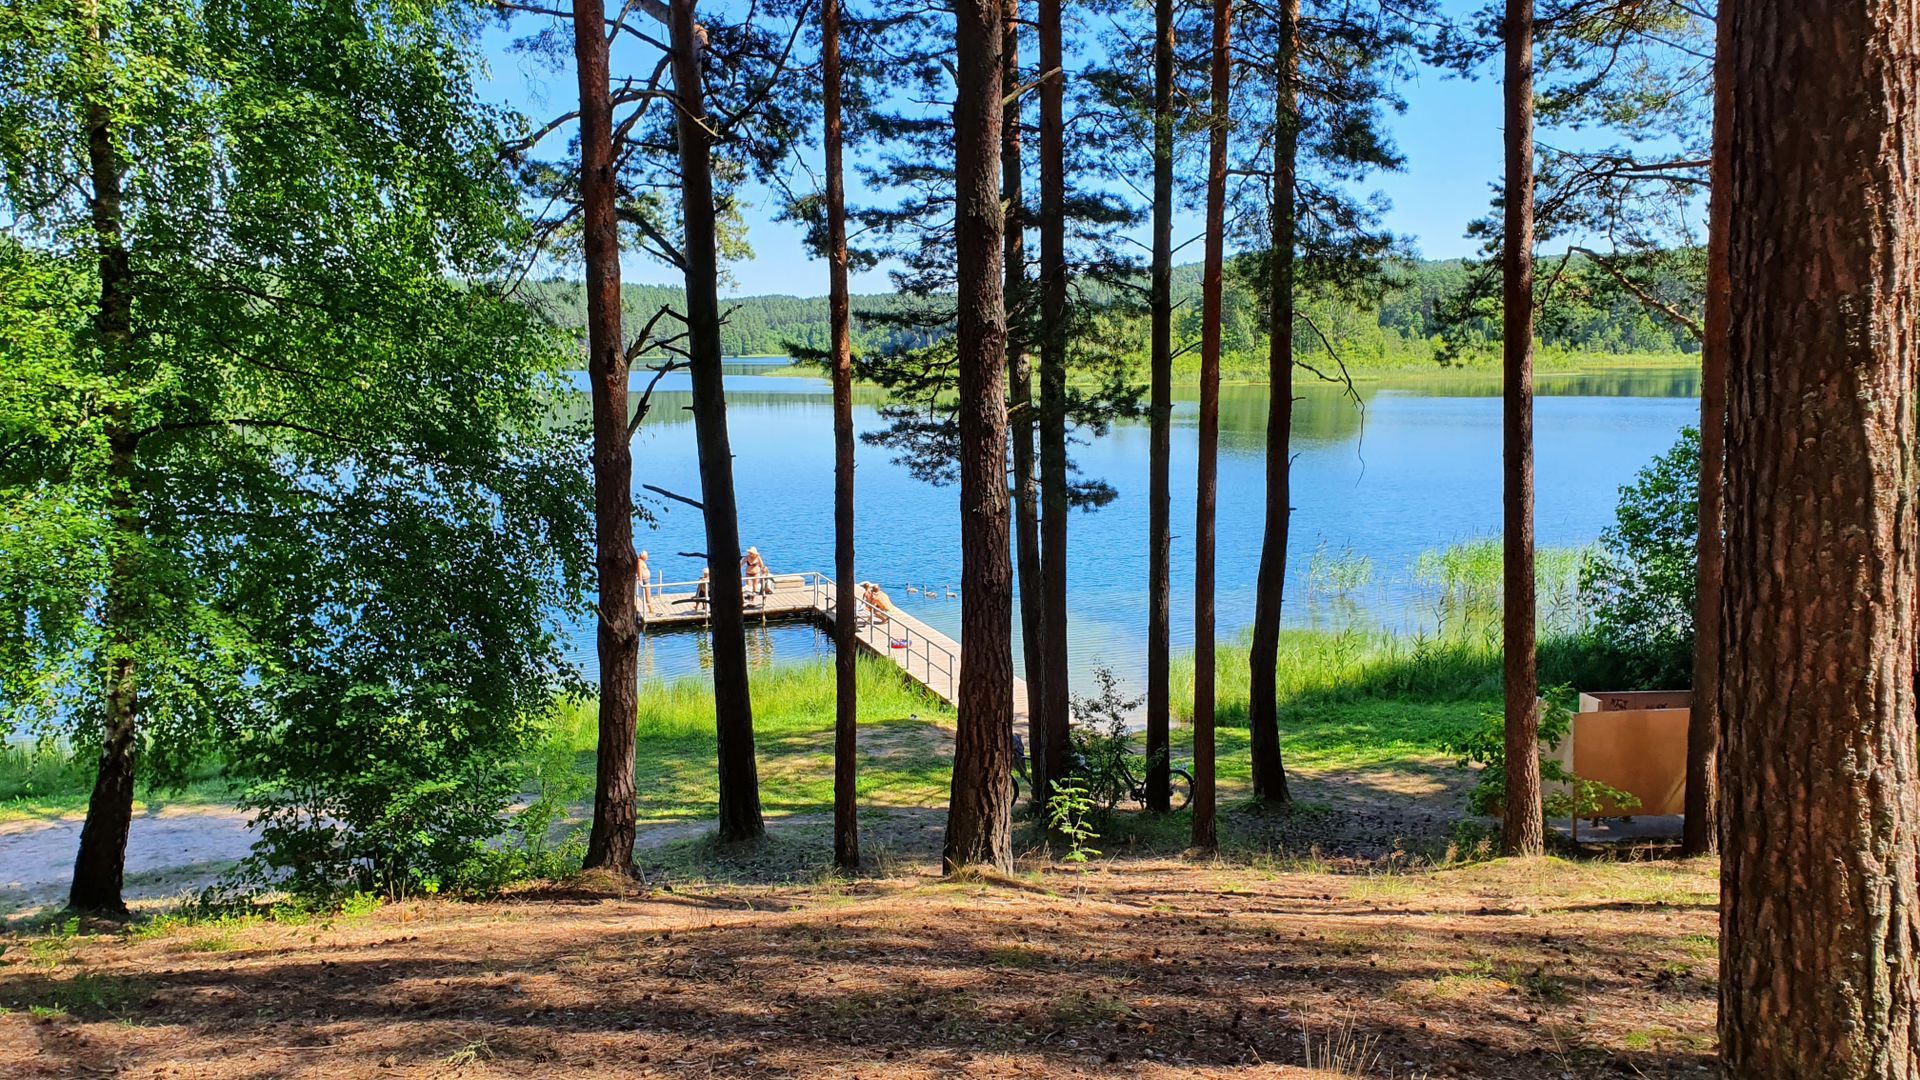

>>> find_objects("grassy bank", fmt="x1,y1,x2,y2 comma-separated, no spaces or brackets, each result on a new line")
0,657,955,826
1191,347,1695,385
0,745,234,824
5,626,1638,827
1173,625,1634,779
548,657,956,821
769,347,1697,388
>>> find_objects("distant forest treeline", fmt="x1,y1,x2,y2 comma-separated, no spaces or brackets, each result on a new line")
518,256,1701,371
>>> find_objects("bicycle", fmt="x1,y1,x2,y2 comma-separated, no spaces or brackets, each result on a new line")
1009,733,1193,813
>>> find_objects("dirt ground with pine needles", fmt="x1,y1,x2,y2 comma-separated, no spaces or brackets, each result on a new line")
1,849,1719,1080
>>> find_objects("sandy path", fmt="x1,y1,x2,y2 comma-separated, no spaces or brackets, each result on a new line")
0,806,804,916
0,805,259,914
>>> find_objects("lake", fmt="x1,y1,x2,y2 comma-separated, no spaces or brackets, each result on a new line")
567,361,1700,697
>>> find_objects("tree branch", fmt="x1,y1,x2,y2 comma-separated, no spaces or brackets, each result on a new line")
1568,245,1705,340
642,483,704,511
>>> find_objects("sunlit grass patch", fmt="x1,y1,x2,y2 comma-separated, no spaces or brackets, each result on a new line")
545,656,954,823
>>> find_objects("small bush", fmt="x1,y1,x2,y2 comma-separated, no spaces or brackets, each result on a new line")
1045,783,1100,863
1439,686,1641,820
1064,668,1147,817
1579,427,1699,687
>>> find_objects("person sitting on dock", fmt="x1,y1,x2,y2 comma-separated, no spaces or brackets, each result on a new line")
859,581,893,625
692,566,711,612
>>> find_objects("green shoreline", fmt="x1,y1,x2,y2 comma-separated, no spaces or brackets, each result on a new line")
750,349,1698,389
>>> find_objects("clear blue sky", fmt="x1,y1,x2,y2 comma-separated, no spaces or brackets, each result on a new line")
477,5,1508,298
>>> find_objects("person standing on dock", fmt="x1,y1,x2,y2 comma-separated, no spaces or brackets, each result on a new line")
636,550,656,617
742,546,774,600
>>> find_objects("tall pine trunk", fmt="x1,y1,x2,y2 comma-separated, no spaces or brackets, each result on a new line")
823,0,858,870
1719,0,1920,1072
1245,0,1298,806
1499,0,1543,858
1005,0,1047,803
1035,0,1070,802
70,0,138,913
670,0,763,842
942,0,1015,873
1682,0,1731,859
573,0,640,875
1191,0,1231,853
1143,0,1175,813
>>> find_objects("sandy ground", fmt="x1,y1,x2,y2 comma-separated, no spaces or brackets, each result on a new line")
0,807,828,918
0,856,1721,1079
0,807,259,915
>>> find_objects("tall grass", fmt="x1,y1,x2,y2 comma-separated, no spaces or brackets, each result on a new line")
1307,541,1374,595
1409,537,1593,634
0,739,90,804
1176,626,1633,727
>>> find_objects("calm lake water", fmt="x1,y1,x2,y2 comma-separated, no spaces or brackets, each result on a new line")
566,361,1699,696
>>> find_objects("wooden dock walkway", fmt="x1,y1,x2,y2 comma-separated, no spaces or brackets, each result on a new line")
639,572,1029,725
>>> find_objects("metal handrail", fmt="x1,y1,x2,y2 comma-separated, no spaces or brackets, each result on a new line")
813,577,958,701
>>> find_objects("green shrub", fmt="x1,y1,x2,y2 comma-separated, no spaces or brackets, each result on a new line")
1046,783,1101,863
1439,686,1641,820
1064,668,1147,817
1579,428,1699,687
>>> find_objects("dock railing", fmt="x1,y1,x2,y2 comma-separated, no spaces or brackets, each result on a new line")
815,578,958,703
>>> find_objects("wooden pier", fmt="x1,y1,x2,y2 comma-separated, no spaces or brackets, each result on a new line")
639,572,1029,724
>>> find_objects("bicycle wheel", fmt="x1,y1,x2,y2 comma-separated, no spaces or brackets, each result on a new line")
1169,768,1194,812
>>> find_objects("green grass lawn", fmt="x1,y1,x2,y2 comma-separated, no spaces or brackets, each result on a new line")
553,658,959,821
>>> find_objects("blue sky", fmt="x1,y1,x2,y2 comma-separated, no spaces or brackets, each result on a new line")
476,6,1509,298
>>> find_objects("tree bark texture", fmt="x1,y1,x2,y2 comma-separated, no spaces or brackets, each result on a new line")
942,0,1015,874
1245,0,1298,807
1499,0,1543,858
1035,0,1071,806
1005,0,1047,805
1682,0,1731,860
573,0,640,876
71,0,138,913
671,0,763,842
1718,1,1920,1074
824,0,858,870
1191,0,1231,853
1143,0,1175,813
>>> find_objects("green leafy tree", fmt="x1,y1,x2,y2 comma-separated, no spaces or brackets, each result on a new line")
1580,427,1699,686
0,0,592,910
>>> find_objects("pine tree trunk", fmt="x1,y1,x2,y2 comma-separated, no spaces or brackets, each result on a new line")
1246,0,1298,807
1004,0,1047,805
670,0,763,842
1035,0,1071,804
573,0,640,875
1143,0,1175,814
1191,0,1231,853
942,0,1015,874
1499,0,1543,858
1682,0,1731,860
1719,1,1920,1073
823,0,858,871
